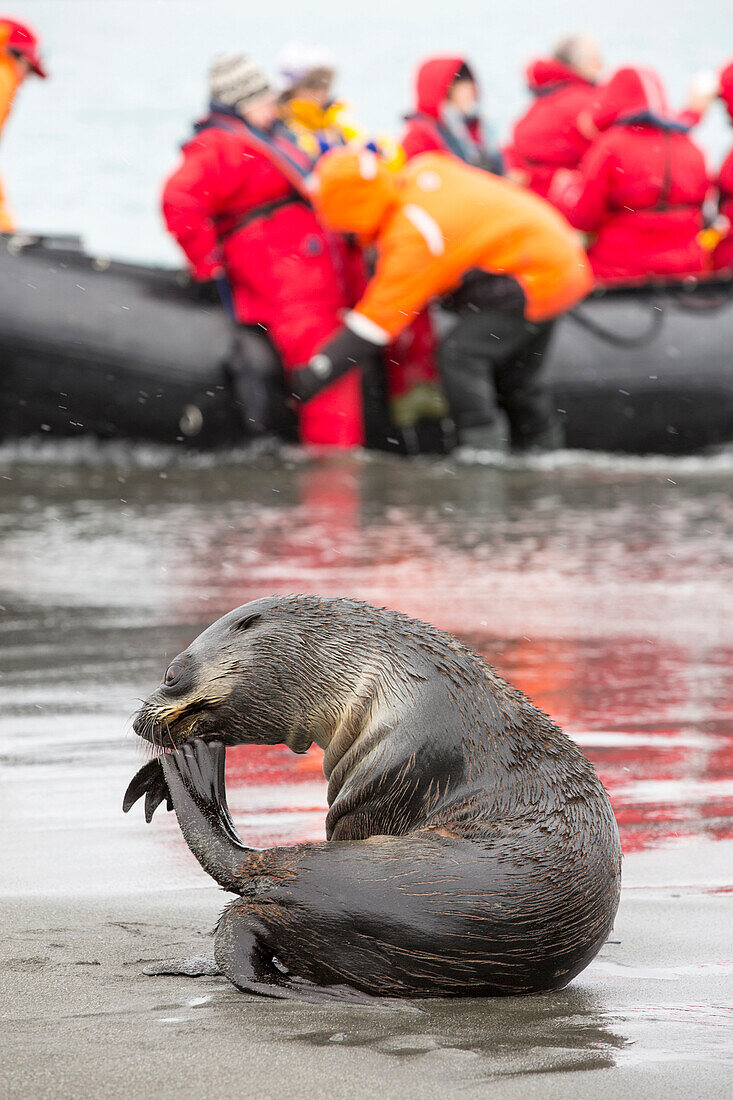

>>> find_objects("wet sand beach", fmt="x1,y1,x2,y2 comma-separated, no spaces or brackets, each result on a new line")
1,448,732,1096
2,847,732,1099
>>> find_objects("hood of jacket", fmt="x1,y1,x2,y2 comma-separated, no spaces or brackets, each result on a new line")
525,57,593,94
312,146,398,238
593,67,676,130
414,56,472,119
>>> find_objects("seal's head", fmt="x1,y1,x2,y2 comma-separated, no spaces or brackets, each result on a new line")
132,595,385,755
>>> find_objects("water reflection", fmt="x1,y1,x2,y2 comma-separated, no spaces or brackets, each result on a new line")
289,986,628,1075
1,449,732,860
153,969,733,1079
218,622,733,855
140,453,733,857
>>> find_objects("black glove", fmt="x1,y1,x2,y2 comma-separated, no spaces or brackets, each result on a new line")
290,324,381,403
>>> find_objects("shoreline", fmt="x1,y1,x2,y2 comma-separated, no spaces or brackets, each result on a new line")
3,841,731,1100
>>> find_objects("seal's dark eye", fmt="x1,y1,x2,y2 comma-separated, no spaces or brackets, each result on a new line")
163,663,183,688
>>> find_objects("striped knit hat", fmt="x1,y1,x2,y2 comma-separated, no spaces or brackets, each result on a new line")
208,54,273,113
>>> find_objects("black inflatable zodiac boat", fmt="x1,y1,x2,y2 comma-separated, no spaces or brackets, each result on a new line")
0,235,731,454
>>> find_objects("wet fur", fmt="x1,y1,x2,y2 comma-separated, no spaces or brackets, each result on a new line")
127,595,622,999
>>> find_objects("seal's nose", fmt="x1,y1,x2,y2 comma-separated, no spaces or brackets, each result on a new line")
132,710,154,740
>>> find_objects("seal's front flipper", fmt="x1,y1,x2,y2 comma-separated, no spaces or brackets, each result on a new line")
161,739,254,893
122,758,172,822
143,952,220,978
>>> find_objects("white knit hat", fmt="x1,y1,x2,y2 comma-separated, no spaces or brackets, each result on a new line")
209,54,273,113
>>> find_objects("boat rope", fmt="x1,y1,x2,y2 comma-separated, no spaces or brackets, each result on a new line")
668,289,733,312
566,302,666,347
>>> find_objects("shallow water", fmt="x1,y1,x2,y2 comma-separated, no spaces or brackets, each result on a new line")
2,445,732,865
1,445,732,1087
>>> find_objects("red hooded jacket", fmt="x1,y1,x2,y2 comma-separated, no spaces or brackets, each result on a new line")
162,112,364,446
401,56,495,167
504,58,600,199
713,61,733,271
551,68,710,282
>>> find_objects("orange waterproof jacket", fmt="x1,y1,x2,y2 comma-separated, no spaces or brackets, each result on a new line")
313,150,591,342
0,53,20,130
0,53,22,231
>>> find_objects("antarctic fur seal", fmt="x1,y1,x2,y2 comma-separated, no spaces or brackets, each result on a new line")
124,595,621,1001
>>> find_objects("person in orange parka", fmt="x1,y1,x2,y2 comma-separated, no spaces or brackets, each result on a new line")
550,67,711,283
292,149,591,452
0,17,46,232
713,61,733,272
401,56,503,173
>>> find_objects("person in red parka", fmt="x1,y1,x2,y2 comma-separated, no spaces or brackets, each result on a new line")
504,35,603,200
713,61,733,272
401,56,503,173
550,67,711,282
161,54,364,447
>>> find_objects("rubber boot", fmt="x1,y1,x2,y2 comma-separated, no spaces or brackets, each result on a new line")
513,416,566,454
458,417,510,454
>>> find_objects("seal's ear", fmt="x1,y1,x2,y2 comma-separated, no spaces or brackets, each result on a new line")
232,613,262,632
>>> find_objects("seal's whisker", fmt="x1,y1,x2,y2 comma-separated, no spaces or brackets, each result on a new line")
144,714,157,751
164,718,175,753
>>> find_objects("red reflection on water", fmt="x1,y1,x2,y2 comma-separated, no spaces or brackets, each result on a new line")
485,635,733,853
170,464,733,856
216,635,733,856
225,743,323,785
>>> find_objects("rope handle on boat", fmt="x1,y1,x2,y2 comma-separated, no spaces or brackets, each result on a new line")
668,290,733,312
569,277,733,346
567,302,666,348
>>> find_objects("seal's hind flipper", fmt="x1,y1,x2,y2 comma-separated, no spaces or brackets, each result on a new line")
143,952,220,978
214,899,401,1007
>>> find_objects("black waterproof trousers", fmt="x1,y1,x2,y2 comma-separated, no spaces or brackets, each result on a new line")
437,278,563,450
